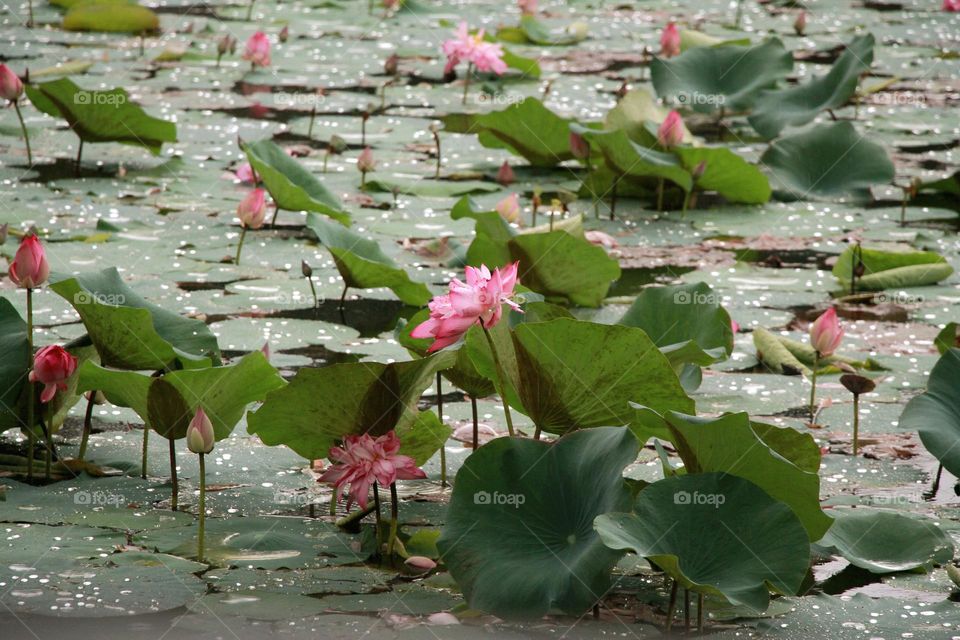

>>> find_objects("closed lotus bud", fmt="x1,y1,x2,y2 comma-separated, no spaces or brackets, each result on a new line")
29,345,78,404
517,0,536,15
278,25,289,43
186,407,215,454
569,131,590,160
0,64,23,102
217,34,231,55
404,556,437,572
8,234,50,289
660,22,681,58
301,260,313,278
495,193,521,223
260,341,271,361
692,160,707,181
329,134,347,154
809,307,844,357
496,161,515,186
357,147,376,173
793,11,807,36
237,188,267,229
384,53,399,76
657,110,684,149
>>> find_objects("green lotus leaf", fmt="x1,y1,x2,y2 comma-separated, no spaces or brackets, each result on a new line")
832,245,952,291
899,348,960,477
0,298,30,433
63,2,159,33
306,213,432,306
496,16,587,46
437,427,639,619
595,472,810,613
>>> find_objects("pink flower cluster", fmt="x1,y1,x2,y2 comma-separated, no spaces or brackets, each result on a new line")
319,431,425,509
411,263,521,353
442,22,507,75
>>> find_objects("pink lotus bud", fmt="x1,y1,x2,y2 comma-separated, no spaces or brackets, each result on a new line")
0,64,23,102
383,0,400,9
29,345,78,403
793,11,807,35
237,188,267,229
495,193,521,223
584,230,618,250
809,307,844,357
657,110,684,149
186,407,215,454
946,0,960,10
217,34,235,56
660,22,681,58
692,160,707,181
384,53,399,76
278,25,289,43
731,319,740,333
242,31,271,67
357,147,376,173
569,131,590,160
496,161,515,186
517,0,537,15
404,556,437,572
8,234,50,289
260,341,271,361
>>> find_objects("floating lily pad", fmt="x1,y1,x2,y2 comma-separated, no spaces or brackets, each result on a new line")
363,178,499,197
497,16,587,46
437,427,639,619
595,473,810,613
25,78,175,154
62,3,159,33
760,122,895,200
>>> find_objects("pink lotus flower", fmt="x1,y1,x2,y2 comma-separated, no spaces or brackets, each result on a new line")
357,147,376,173
318,431,426,509
944,0,959,11
793,10,807,35
495,193,520,223
237,188,267,229
404,556,437,571
518,0,537,15
242,31,271,67
0,64,23,102
8,235,50,290
660,22,681,58
809,307,844,357
234,162,256,183
496,161,515,186
411,263,521,353
585,230,618,250
442,22,507,75
186,407,215,454
657,110,684,149
569,131,590,160
29,345,78,403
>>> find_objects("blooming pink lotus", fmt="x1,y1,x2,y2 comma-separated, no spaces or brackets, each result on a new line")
242,31,271,67
237,188,267,229
8,235,50,290
0,64,23,102
29,345,78,403
442,22,507,75
657,110,684,149
809,307,844,356
944,0,959,11
319,431,426,509
660,22,681,58
411,263,521,353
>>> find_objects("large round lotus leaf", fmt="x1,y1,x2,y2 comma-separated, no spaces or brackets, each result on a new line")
899,348,960,477
437,427,639,619
595,473,810,613
815,508,954,574
760,122,895,201
650,38,794,113
506,318,695,434
0,298,29,433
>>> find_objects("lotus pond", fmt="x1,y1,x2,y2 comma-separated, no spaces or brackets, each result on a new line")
1,0,960,638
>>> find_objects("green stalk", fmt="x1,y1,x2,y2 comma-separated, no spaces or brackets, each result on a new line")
436,372,447,487
141,424,149,479
26,287,34,481
78,391,95,462
482,326,515,437
13,101,32,166
169,438,179,511
197,453,206,562
809,352,819,424
656,177,665,212
307,276,319,308
852,394,860,456
470,396,479,450
373,483,383,551
461,63,473,105
234,226,247,265
246,0,255,20
387,482,399,557
665,579,678,633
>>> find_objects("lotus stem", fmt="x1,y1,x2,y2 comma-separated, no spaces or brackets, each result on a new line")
656,177,665,212
461,63,473,105
609,177,618,220
930,463,943,496
197,452,206,562
141,423,149,479
169,438,179,511
852,393,860,456
335,502,376,528
234,226,247,265
432,128,441,178
471,396,479,450
482,326,515,437
27,0,34,27
684,588,691,633
697,592,705,633
270,204,281,227
75,140,83,177
13,101,32,166
246,0,255,20
665,579,678,633
373,482,383,550
436,372,447,487
360,169,367,189
339,284,348,311
78,391,95,462
809,352,820,424
307,275,319,308
26,287,35,482
308,104,316,139
387,482,399,557
40,414,51,481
